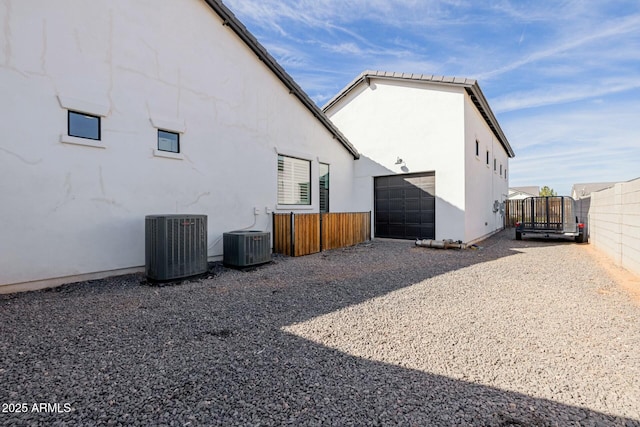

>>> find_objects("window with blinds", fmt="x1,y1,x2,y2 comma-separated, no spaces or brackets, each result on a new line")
278,155,311,205
319,163,329,213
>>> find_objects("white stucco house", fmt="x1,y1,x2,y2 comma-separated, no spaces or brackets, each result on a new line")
508,186,540,200
323,71,515,243
0,0,366,293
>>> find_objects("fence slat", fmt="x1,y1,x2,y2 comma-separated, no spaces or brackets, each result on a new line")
294,213,320,256
273,213,292,256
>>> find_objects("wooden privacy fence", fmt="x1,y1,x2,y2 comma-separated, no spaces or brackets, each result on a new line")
273,212,371,257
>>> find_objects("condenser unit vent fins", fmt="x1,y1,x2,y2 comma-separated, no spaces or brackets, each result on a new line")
223,230,271,267
145,214,208,281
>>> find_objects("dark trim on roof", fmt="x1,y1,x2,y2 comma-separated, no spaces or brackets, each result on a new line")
323,70,514,158
202,0,359,159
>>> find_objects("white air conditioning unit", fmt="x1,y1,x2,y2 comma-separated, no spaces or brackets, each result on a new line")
223,230,271,267
145,214,208,281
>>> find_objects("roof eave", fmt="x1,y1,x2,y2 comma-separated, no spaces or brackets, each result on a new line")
202,0,360,159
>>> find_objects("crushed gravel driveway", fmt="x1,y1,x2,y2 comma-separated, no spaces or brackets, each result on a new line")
1,230,639,426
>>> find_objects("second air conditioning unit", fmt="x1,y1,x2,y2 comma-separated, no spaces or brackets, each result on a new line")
223,230,271,267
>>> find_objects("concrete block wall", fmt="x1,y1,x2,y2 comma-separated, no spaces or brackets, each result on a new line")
589,177,640,276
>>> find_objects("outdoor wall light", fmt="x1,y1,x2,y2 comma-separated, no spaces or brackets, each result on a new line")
395,157,409,173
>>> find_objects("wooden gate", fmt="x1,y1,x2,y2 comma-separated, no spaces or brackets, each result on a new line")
273,212,371,256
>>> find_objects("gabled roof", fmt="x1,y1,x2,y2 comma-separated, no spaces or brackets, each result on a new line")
323,70,514,158
571,182,616,199
509,186,540,197
202,0,359,159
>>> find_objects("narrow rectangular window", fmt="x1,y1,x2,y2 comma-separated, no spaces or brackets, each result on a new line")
494,158,497,171
319,163,329,213
486,150,490,165
68,111,100,140
158,130,179,153
278,155,311,205
505,169,508,180
500,164,503,176
475,140,479,157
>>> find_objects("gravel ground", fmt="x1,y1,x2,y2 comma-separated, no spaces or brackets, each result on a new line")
1,230,639,426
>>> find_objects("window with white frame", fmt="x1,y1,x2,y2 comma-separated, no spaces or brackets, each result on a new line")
278,155,311,205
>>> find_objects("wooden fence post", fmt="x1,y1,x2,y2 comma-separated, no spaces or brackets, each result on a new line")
319,213,324,252
289,212,295,257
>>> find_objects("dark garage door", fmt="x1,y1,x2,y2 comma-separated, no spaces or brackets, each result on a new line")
374,172,435,240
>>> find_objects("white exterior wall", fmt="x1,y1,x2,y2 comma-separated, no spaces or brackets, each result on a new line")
0,0,359,291
464,93,509,242
326,79,467,241
589,178,640,277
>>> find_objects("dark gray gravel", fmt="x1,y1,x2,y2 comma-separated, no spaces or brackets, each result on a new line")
1,230,639,426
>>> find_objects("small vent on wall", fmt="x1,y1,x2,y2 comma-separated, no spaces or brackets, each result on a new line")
223,231,271,267
145,215,208,281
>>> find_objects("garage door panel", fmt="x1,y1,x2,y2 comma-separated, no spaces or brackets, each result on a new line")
389,189,404,199
405,212,422,224
375,176,392,188
421,211,435,223
375,200,390,211
389,199,404,211
421,198,436,210
388,225,406,237
374,172,436,240
405,199,420,211
404,187,421,198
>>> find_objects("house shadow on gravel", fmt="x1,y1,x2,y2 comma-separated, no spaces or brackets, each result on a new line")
1,231,636,426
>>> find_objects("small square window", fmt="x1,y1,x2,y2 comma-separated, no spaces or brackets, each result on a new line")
158,130,179,153
68,111,100,140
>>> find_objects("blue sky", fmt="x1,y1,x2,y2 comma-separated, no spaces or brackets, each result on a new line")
224,0,640,195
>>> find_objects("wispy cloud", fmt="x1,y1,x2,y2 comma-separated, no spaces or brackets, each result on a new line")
492,79,640,113
477,14,640,81
503,99,640,193
223,0,640,194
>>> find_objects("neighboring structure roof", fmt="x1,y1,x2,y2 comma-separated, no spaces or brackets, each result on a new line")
508,186,540,200
571,182,616,199
322,70,515,158
510,186,540,196
202,0,359,159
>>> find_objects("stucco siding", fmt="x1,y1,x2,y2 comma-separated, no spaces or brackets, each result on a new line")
0,0,359,290
326,79,467,241
463,92,509,242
